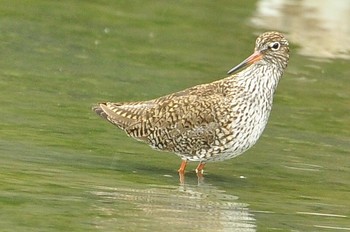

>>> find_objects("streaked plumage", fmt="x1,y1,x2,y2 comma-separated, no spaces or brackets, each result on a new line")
93,31,290,177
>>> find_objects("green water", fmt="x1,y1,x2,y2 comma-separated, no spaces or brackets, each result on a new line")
1,1,349,231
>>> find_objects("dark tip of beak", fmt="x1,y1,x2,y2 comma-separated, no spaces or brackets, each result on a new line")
227,51,263,75
227,60,248,75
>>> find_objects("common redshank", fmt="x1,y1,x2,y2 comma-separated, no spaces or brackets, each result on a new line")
93,31,290,181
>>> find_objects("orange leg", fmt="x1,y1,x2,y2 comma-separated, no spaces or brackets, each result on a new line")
178,160,187,184
178,160,187,174
196,162,206,175
196,162,206,183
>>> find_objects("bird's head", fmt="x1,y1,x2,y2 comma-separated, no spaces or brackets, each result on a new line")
227,31,290,75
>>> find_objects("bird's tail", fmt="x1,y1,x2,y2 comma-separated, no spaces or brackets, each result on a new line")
92,101,156,134
92,104,109,121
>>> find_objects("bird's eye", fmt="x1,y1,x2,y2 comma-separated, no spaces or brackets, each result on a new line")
270,42,280,51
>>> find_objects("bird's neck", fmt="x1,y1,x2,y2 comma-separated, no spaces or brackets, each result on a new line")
233,63,282,94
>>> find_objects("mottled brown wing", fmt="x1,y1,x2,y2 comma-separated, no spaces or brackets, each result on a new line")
93,81,218,127
93,80,232,154
137,93,231,155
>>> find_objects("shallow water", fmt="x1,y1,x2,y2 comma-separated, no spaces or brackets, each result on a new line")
1,1,349,231
91,183,255,231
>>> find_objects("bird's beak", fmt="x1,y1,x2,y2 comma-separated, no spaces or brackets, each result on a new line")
227,50,263,75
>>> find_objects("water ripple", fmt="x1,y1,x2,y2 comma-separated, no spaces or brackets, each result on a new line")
90,183,256,232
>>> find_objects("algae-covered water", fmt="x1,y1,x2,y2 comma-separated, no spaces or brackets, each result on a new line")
1,1,349,231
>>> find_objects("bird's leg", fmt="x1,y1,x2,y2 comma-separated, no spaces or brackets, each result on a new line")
178,160,187,174
195,162,206,175
196,162,206,183
178,160,187,184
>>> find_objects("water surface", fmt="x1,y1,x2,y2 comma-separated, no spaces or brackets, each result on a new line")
1,0,349,231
